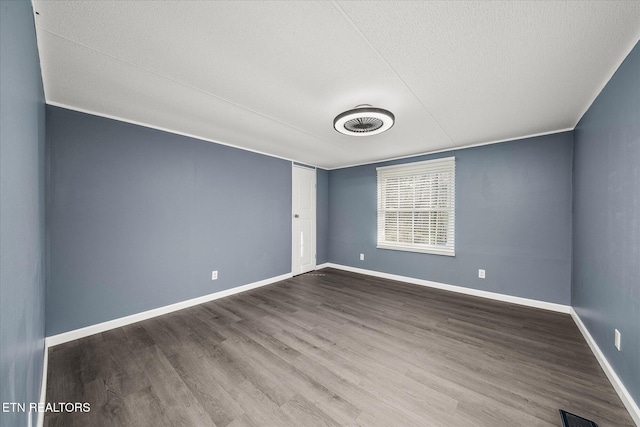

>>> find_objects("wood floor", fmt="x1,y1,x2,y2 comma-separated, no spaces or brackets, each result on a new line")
45,268,634,427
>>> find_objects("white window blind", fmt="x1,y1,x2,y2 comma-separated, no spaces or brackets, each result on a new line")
377,157,455,256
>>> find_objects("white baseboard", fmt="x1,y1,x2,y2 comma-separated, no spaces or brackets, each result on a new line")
37,265,638,425
321,263,571,314
45,272,292,348
570,308,640,426
36,342,48,427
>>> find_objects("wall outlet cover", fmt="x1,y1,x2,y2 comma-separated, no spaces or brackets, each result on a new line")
212,270,218,280
478,269,486,279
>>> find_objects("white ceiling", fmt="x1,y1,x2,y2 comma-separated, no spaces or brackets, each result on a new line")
33,1,640,169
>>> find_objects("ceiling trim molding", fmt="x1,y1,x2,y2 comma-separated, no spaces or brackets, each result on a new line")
326,127,575,170
573,34,640,129
48,101,574,171
46,101,319,168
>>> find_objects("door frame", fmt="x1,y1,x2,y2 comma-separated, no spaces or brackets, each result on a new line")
291,164,316,276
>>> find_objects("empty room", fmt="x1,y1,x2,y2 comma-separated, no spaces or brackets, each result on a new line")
1,1,639,426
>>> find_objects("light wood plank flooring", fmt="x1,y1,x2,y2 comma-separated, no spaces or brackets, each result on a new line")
45,268,634,426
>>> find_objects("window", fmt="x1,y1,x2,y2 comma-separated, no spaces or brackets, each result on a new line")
377,157,455,256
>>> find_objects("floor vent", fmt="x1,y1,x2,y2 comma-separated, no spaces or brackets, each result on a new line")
559,410,598,427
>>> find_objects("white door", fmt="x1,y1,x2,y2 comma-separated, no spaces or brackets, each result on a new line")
292,165,316,275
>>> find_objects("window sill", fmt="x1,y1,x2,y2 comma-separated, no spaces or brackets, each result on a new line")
377,243,455,257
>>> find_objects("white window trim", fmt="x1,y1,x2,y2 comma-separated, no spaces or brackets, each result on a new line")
376,157,455,256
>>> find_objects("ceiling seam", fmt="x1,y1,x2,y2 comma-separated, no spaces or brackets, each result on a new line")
331,0,456,145
36,27,344,150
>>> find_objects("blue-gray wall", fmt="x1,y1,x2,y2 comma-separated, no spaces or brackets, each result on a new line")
573,40,640,405
328,132,573,305
0,1,46,426
316,168,329,265
46,106,292,335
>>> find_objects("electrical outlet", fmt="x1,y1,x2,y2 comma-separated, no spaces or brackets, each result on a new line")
615,329,621,351
211,270,218,280
360,253,364,261
478,269,485,279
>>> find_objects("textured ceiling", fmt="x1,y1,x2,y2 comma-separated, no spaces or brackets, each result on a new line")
33,1,640,169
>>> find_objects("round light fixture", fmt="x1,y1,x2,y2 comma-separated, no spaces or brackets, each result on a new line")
333,105,395,136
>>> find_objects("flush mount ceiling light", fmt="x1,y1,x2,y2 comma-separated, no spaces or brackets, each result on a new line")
333,105,395,136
